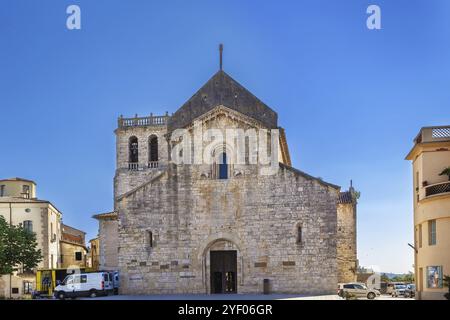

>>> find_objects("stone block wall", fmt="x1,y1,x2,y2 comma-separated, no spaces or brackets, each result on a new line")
115,125,168,198
116,163,339,295
99,218,119,271
337,201,357,283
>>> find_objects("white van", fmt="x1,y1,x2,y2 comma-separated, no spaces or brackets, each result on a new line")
54,272,114,299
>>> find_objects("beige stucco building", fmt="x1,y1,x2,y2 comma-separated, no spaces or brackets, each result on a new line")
406,126,450,300
60,224,88,269
0,178,62,298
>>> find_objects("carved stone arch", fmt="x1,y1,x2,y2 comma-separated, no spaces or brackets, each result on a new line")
197,234,244,294
198,234,243,260
211,143,235,164
210,143,235,179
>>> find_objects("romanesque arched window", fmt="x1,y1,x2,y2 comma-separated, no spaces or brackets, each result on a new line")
218,152,228,179
148,135,158,167
129,136,139,165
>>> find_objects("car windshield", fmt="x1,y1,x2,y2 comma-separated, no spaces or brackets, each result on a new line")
61,275,70,285
396,285,406,289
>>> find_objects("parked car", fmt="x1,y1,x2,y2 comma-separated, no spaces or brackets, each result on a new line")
404,284,416,298
391,284,407,297
338,283,381,299
387,282,405,295
54,272,114,299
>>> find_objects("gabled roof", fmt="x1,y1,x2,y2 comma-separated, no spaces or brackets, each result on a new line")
167,70,278,132
62,224,86,235
279,163,340,190
60,239,88,251
188,105,270,130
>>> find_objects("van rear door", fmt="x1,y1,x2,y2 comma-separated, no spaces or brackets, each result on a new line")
114,272,119,288
102,273,112,290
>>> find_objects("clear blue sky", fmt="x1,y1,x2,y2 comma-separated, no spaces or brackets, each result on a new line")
1,0,449,274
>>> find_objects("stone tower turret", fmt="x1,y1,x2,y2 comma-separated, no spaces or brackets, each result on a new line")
337,182,358,283
114,113,170,199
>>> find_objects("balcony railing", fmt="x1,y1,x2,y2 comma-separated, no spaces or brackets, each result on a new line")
415,126,450,144
118,113,169,128
148,161,159,169
425,181,450,197
128,162,161,170
128,162,139,171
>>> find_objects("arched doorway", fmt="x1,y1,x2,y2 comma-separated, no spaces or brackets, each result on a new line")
210,250,237,293
200,237,242,294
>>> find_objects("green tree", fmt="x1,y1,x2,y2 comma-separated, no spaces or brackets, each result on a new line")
391,272,414,283
402,272,415,283
438,166,450,181
0,216,42,275
381,273,390,282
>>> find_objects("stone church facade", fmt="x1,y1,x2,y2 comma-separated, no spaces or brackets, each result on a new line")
109,67,357,295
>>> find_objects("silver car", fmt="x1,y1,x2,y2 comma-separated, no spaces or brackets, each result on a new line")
338,283,381,300
391,284,407,297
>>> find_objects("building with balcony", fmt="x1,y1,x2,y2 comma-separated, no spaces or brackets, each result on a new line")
0,178,62,298
406,125,450,300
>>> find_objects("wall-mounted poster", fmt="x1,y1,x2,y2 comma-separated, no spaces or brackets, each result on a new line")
427,266,443,288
